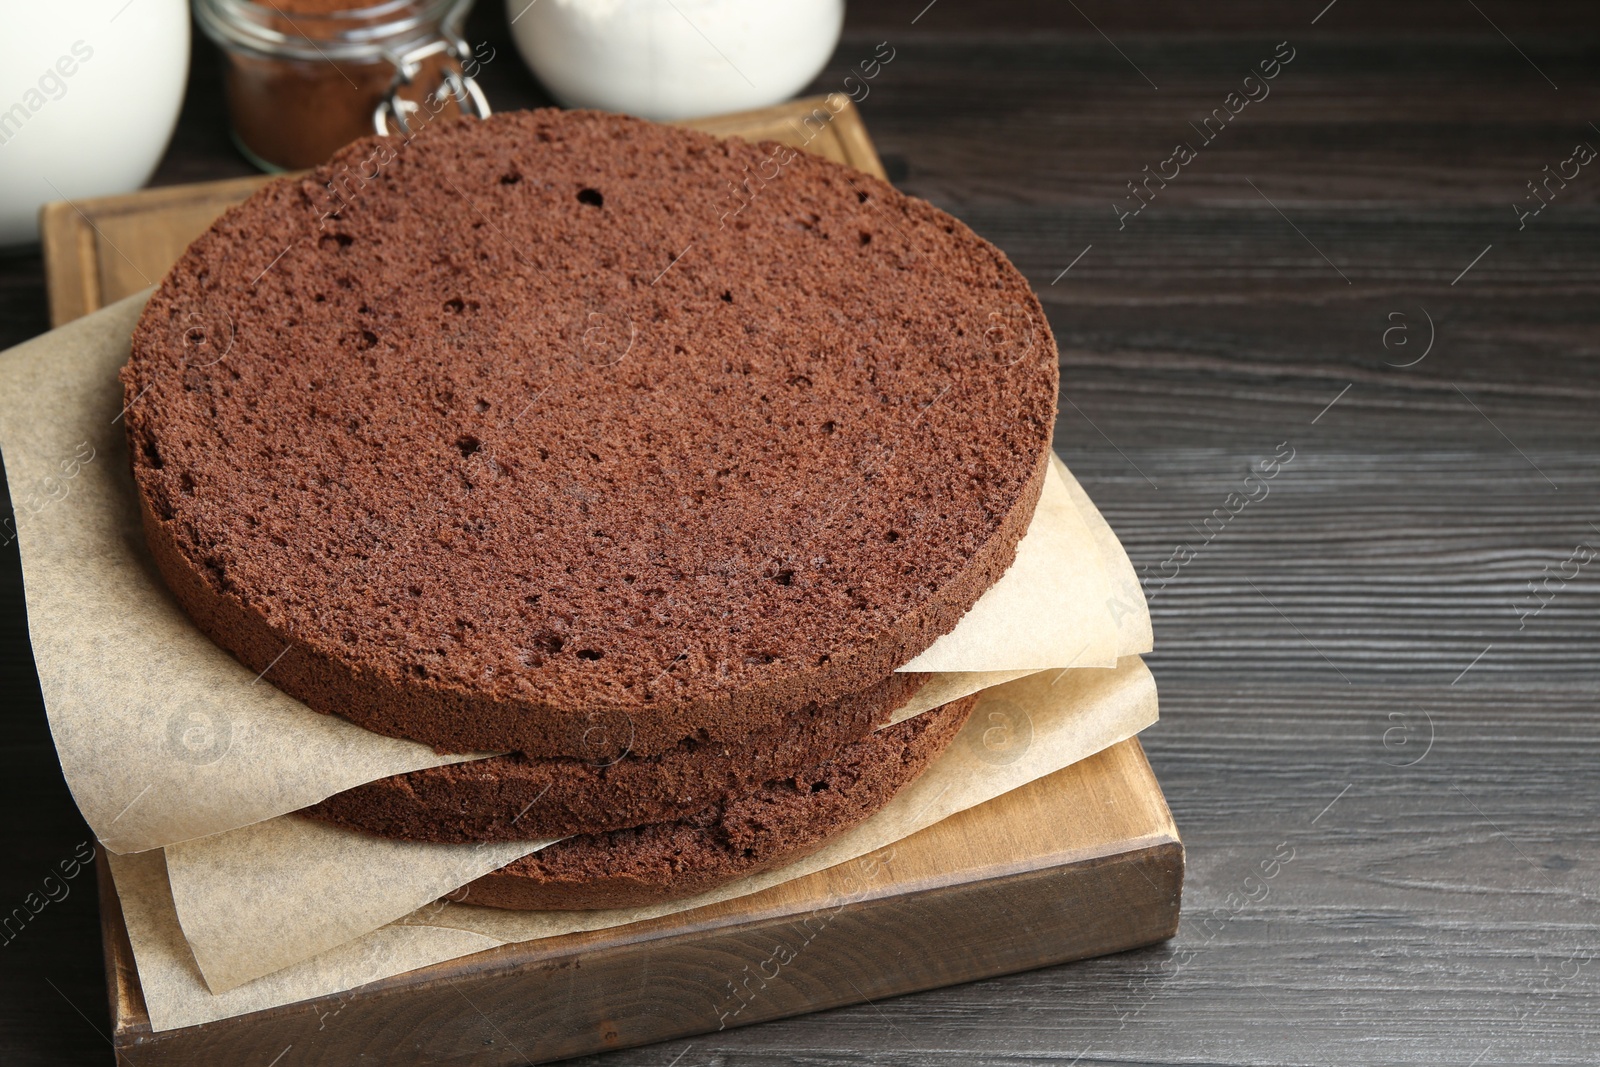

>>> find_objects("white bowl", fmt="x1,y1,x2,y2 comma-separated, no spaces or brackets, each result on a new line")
0,0,190,248
508,0,844,121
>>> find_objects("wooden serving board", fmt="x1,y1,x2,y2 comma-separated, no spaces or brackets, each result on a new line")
39,94,886,327
51,95,1180,1064
100,738,1181,1066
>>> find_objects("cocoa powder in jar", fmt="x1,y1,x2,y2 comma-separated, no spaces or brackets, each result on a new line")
197,0,474,171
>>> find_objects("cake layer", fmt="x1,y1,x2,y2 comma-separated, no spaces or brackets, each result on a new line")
303,671,925,840
121,108,1059,756
458,693,977,910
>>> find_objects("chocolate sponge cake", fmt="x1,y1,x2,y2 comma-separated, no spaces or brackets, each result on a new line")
120,108,1059,762
457,693,977,911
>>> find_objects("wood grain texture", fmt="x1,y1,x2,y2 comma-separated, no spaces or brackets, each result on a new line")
100,740,1179,1066
3,0,1599,1064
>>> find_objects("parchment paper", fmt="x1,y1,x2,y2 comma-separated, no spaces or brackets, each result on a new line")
166,630,1153,993
111,656,1158,1030
0,294,1150,855
1054,453,1154,657
166,817,557,994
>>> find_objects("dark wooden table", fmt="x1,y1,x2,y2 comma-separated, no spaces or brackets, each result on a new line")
4,1,1598,1064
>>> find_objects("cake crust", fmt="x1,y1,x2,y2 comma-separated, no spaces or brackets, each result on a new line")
121,108,1058,757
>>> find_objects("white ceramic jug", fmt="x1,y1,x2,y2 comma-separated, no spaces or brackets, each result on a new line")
0,0,190,247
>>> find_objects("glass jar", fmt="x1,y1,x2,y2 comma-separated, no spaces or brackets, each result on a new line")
194,0,489,172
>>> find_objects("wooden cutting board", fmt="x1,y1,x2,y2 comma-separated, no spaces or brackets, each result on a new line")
39,94,888,326
100,738,1180,1066
47,94,1181,1064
